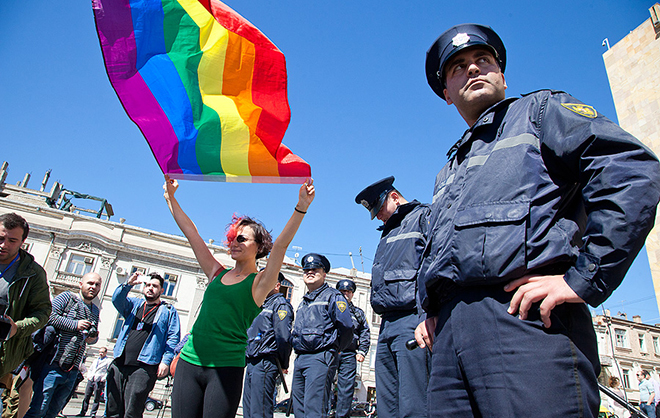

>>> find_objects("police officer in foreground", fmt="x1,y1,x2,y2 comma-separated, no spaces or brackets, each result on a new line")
333,279,370,418
291,254,353,418
243,273,294,418
355,177,430,418
415,24,660,417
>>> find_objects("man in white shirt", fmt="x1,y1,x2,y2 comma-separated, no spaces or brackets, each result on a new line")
76,347,112,418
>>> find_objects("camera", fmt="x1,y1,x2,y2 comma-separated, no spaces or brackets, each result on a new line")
82,326,99,339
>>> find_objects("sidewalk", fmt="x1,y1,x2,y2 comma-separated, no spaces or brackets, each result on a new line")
59,393,290,418
60,394,170,418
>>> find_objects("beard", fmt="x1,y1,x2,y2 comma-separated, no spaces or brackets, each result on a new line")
144,293,159,303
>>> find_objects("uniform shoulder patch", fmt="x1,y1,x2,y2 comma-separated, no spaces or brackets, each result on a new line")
561,103,597,118
277,309,288,320
336,301,347,313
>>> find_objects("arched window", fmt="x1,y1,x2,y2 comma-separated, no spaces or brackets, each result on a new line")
280,278,294,303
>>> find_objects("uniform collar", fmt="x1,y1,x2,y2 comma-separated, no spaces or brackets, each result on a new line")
264,292,284,305
304,282,329,300
377,200,421,233
447,97,518,159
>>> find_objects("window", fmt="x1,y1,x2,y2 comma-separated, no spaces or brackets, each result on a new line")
623,369,631,389
130,266,147,290
371,311,381,326
639,333,647,353
21,242,31,252
615,329,629,348
66,254,94,276
653,336,659,354
131,266,146,275
280,278,294,303
162,273,178,297
111,316,125,340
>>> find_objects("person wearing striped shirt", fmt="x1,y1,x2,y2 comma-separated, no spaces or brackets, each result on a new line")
25,272,101,418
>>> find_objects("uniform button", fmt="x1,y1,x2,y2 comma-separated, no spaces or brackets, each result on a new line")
588,263,597,272
447,203,452,209
485,213,492,218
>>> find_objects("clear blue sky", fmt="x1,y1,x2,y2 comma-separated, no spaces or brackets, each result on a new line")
1,1,658,322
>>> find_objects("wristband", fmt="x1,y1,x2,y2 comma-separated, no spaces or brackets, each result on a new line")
295,207,307,214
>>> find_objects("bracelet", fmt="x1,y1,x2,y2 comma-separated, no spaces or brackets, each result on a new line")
295,207,307,214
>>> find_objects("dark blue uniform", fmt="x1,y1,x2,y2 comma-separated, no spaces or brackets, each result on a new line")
243,292,293,418
291,283,354,418
335,302,370,418
419,90,660,417
371,200,431,418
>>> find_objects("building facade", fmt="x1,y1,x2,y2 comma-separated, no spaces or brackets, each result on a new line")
595,311,660,411
603,3,660,315
0,162,380,409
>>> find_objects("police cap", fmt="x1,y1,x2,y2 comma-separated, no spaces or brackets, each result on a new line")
355,176,395,220
336,279,356,293
425,24,506,100
301,253,331,273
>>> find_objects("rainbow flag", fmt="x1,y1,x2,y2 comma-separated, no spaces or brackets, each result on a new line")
92,0,311,183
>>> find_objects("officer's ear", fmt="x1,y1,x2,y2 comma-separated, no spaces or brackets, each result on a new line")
444,88,453,105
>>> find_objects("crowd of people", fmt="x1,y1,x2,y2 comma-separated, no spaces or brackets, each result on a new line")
2,20,660,418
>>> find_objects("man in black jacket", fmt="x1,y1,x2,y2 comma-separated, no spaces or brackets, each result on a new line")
243,273,293,418
355,177,430,418
290,254,353,418
416,23,660,417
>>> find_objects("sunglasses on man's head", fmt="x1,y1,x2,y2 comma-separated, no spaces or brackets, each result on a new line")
235,235,253,243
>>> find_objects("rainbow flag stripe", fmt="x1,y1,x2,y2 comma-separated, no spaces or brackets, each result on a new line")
93,0,311,183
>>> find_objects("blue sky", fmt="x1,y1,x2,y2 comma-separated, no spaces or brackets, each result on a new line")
1,1,658,322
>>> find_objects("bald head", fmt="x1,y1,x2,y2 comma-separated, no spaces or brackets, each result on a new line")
80,272,102,302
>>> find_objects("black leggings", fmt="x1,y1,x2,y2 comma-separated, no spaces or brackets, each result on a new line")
171,358,245,418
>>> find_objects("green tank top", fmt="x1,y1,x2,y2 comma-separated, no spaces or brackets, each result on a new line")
180,269,261,367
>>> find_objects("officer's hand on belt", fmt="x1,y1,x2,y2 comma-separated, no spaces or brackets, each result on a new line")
504,274,586,328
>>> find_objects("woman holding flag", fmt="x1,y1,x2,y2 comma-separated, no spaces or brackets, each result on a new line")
163,175,315,418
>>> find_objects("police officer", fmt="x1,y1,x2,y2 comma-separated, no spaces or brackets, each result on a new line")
333,279,370,418
355,177,430,418
291,253,354,418
415,24,660,417
243,273,294,418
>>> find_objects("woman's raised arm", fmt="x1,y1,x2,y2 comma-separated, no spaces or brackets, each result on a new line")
163,175,224,280
252,179,315,305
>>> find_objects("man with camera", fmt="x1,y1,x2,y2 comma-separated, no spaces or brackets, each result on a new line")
0,213,51,414
106,272,180,418
25,272,102,418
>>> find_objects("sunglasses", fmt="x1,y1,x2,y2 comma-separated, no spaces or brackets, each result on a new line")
235,235,254,243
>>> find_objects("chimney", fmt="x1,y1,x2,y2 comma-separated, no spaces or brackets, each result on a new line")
40,169,51,192
20,173,30,188
633,315,642,323
0,162,7,186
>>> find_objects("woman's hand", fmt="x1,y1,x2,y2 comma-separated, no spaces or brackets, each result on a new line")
163,175,178,201
296,178,315,212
